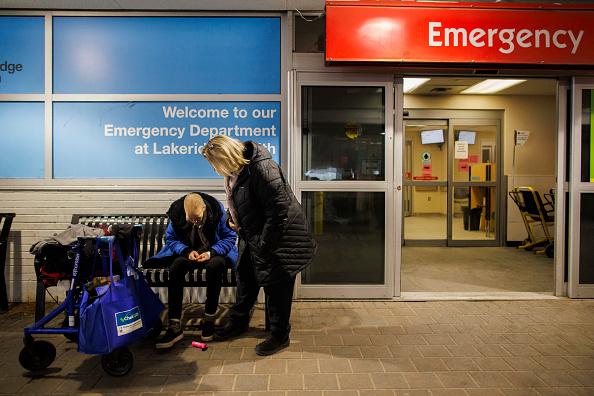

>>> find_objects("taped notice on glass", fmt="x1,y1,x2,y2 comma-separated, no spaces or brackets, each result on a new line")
515,130,530,146
454,141,468,159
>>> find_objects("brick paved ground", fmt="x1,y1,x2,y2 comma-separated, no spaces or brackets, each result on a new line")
0,299,593,395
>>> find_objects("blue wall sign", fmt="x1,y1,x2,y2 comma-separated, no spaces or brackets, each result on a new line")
53,102,280,179
0,16,45,94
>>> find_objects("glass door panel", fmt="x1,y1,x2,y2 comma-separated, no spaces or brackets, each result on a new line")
301,191,385,285
404,186,447,240
452,186,496,241
295,74,394,299
579,194,594,285
302,86,386,181
406,125,447,180
579,92,594,288
453,125,497,182
450,121,499,245
581,89,593,183
404,120,448,245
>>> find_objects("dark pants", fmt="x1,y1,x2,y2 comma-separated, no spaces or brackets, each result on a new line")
143,254,226,320
228,246,295,342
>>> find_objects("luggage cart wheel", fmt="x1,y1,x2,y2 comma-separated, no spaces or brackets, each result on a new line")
101,347,134,377
19,340,56,371
545,244,554,258
523,238,534,251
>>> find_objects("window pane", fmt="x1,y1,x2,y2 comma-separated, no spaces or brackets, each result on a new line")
453,186,496,241
302,86,385,181
404,186,447,240
579,194,594,284
404,124,447,181
294,15,325,53
581,90,592,183
301,191,385,285
453,125,497,182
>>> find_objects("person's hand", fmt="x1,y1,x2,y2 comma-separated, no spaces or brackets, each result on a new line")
228,219,238,231
188,250,200,261
195,251,210,262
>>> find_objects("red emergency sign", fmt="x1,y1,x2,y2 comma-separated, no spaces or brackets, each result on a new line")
326,1,594,67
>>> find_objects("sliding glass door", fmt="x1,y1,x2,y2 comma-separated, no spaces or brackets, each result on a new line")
403,111,502,247
294,73,397,299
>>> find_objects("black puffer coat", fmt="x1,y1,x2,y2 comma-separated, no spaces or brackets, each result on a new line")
230,141,317,286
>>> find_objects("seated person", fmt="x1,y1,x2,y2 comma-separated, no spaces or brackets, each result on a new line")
143,192,237,348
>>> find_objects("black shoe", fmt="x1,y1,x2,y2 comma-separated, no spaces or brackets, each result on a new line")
255,336,290,356
201,320,215,342
156,328,183,349
213,322,248,341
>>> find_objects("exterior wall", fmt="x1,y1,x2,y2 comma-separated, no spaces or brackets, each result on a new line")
0,4,572,303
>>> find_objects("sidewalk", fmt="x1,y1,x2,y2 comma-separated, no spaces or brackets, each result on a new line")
0,299,593,395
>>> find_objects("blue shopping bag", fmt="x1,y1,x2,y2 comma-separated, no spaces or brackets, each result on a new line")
78,236,148,355
130,266,165,332
125,236,165,333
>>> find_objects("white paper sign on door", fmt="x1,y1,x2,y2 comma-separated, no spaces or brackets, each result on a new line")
454,141,468,159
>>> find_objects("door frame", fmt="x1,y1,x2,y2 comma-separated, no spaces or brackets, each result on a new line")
568,76,594,298
292,71,399,299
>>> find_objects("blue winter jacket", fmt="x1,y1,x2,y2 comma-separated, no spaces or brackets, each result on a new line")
151,192,238,267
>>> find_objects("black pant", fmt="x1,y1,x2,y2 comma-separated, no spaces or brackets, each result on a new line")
228,246,295,342
143,254,226,320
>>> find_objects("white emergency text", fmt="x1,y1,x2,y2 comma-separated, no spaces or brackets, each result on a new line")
428,22,584,54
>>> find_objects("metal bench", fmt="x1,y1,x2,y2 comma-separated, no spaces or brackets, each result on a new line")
34,214,237,322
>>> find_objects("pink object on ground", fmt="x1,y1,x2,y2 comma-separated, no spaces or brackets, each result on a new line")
192,341,208,350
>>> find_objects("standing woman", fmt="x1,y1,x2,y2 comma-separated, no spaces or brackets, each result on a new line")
201,135,317,356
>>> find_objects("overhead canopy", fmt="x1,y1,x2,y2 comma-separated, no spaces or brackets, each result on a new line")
325,1,594,70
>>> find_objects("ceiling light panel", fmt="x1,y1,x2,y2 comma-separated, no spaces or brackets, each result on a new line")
461,79,526,94
403,78,430,93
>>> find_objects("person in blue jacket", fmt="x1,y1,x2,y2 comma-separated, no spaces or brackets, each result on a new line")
143,192,237,348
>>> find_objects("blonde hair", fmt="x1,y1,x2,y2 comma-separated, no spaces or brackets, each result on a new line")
201,135,249,177
184,193,206,220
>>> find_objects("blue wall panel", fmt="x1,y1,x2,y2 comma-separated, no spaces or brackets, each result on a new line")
0,102,45,178
0,16,45,94
53,17,281,94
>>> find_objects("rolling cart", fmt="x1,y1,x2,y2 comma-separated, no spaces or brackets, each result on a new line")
19,225,158,376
